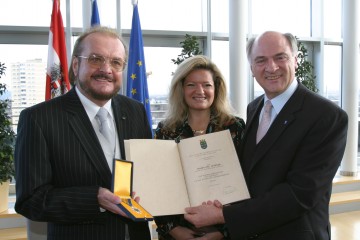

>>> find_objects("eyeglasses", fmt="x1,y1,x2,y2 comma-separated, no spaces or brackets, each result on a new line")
77,54,127,72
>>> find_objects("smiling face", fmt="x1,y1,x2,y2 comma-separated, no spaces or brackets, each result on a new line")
250,32,298,99
183,69,215,113
72,32,125,106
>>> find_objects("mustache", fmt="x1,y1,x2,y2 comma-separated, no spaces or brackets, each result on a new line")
92,73,113,81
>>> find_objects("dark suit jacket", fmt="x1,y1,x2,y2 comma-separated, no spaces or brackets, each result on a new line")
15,88,152,240
224,84,348,240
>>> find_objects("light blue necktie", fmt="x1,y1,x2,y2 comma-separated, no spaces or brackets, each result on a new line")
96,107,115,154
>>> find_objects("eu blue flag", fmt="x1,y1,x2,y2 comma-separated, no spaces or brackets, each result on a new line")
91,0,100,27
126,4,153,136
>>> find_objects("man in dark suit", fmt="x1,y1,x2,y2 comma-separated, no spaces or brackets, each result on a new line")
184,31,348,239
15,26,152,240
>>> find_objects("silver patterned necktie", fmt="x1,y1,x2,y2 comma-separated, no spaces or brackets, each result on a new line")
96,107,115,153
256,100,273,143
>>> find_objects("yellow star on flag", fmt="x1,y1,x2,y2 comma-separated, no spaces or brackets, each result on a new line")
131,73,136,80
131,88,137,95
137,60,142,67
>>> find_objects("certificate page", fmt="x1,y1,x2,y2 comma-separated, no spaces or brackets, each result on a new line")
125,139,190,216
178,130,250,206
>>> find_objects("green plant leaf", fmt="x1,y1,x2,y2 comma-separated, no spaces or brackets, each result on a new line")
0,62,16,183
172,34,202,65
295,38,318,93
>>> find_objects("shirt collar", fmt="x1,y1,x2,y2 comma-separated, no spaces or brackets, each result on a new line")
264,79,298,115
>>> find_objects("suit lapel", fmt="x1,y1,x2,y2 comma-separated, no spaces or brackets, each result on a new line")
246,85,305,172
251,112,296,169
245,97,263,136
112,96,128,159
64,89,111,183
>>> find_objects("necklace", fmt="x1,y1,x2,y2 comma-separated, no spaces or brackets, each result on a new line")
193,129,206,135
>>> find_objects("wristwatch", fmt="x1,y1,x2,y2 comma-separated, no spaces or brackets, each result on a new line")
217,224,230,239
156,222,176,237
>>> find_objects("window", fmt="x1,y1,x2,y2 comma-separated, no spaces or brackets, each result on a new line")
212,40,230,89
251,0,311,37
323,45,342,106
0,0,59,27
143,47,179,97
0,0,358,174
211,0,229,34
121,0,205,31
0,44,47,133
324,0,342,38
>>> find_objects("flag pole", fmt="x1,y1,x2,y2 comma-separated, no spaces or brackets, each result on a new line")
65,0,72,67
82,0,91,30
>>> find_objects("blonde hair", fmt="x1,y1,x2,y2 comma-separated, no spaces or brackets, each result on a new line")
162,55,236,130
68,26,128,85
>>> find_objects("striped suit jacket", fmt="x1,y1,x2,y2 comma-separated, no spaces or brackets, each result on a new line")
15,88,152,240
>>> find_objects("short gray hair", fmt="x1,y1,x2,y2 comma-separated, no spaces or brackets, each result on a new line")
246,31,298,62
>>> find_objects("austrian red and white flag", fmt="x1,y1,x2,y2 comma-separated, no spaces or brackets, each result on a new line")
45,0,71,100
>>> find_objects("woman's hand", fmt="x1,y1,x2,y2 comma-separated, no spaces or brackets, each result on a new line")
191,231,224,240
168,226,201,240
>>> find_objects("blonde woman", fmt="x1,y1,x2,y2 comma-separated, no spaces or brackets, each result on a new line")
154,55,245,240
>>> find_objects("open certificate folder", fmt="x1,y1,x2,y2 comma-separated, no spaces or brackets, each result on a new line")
124,130,250,216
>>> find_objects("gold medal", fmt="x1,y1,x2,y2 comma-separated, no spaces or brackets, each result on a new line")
122,198,142,214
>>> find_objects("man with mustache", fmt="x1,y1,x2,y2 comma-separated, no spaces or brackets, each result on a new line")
15,26,152,240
